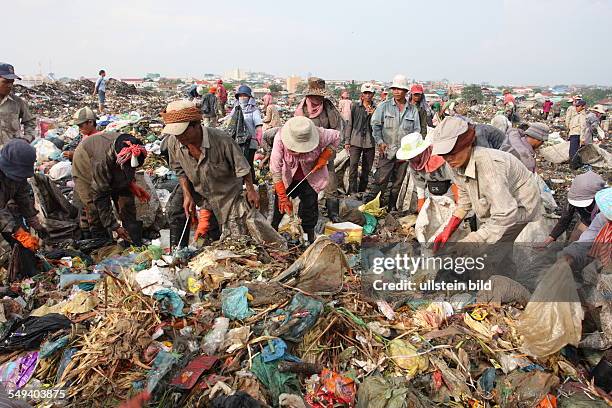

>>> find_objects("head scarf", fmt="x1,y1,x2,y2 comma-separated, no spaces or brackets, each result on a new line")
410,146,446,173
304,96,324,118
589,221,612,267
115,134,147,167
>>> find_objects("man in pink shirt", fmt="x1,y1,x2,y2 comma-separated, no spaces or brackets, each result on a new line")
263,91,273,109
270,117,340,243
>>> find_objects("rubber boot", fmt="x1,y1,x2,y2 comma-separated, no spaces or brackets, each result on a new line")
387,193,398,213
125,221,143,247
326,198,341,223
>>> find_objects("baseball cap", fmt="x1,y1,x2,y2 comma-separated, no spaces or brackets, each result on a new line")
0,63,21,80
72,107,97,125
360,83,375,93
431,117,469,155
162,100,197,136
410,84,424,94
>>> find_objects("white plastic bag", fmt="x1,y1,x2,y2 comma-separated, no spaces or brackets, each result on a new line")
518,260,584,358
415,195,470,244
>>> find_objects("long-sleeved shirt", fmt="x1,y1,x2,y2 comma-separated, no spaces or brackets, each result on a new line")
0,170,37,235
582,112,600,144
168,126,251,225
343,101,375,148
562,212,609,269
452,147,541,243
227,98,262,149
549,202,598,240
500,128,536,173
565,105,577,129
371,98,420,160
568,109,586,136
270,127,340,193
262,105,281,130
262,94,273,107
410,163,455,199
543,101,553,113
475,124,507,149
338,99,352,122
0,94,36,145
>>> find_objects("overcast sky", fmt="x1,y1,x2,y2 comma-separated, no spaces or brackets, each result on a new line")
3,0,611,86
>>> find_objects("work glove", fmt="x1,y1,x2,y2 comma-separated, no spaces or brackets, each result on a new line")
129,181,151,203
194,209,212,242
13,227,40,251
274,181,293,215
432,216,462,252
312,147,334,172
417,198,426,212
451,184,459,204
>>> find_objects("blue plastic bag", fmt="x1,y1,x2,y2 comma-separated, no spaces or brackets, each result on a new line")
153,289,185,317
221,286,254,320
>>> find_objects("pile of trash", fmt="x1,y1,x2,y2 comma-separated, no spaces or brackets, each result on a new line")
1,85,610,407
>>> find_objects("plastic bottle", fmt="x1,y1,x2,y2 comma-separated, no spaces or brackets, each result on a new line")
201,317,229,355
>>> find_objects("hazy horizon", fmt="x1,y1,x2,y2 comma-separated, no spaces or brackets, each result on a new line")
2,0,611,87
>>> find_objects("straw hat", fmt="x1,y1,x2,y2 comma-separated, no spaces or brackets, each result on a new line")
396,132,432,161
305,77,327,97
281,117,320,153
590,104,606,114
162,100,197,136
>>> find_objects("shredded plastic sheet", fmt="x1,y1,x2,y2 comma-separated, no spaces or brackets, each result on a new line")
250,354,301,404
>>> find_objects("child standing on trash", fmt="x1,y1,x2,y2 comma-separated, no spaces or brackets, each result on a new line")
94,69,107,113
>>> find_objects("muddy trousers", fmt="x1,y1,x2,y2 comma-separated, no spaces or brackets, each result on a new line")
166,185,221,248
366,156,409,210
271,180,318,242
88,193,142,245
348,146,375,194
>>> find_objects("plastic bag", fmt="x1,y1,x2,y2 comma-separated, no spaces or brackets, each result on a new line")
245,207,287,247
305,368,356,407
518,260,584,358
32,138,62,163
0,314,72,352
0,351,38,390
153,289,185,317
356,376,430,408
221,286,254,320
387,339,428,377
250,354,301,404
202,317,229,355
359,192,386,218
363,213,377,235
272,236,347,295
415,195,470,244
277,293,323,342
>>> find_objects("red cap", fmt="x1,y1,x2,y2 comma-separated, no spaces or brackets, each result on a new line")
410,84,424,94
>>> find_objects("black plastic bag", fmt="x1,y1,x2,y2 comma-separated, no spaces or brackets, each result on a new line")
0,313,72,352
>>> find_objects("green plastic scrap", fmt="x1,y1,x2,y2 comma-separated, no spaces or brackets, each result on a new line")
250,354,301,405
363,213,378,235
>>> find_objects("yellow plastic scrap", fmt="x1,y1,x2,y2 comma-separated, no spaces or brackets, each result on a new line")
187,277,203,294
463,312,492,339
358,192,386,218
469,307,488,321
388,339,429,377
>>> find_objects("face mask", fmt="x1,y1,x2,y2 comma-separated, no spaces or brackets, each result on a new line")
239,96,249,105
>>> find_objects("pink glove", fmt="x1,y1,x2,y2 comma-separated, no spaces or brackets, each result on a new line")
255,127,263,145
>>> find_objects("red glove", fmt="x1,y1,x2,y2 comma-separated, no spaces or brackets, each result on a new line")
129,181,151,203
312,147,334,172
433,216,462,252
274,181,293,215
119,391,151,408
13,227,40,251
194,209,212,241
417,198,426,212
451,184,459,204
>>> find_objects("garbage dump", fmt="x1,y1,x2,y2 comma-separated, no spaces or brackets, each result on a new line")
0,70,610,408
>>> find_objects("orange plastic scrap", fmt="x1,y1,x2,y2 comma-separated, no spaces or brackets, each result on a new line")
305,368,356,407
536,394,557,408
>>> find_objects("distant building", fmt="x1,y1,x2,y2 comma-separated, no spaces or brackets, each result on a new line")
286,76,302,93
223,68,247,81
